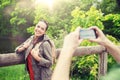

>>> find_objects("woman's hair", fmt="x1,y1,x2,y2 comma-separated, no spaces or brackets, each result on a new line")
41,20,49,31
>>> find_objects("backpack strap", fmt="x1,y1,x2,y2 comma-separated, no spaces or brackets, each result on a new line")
47,40,56,64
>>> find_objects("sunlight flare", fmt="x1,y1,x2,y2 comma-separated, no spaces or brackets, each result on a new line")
35,0,54,9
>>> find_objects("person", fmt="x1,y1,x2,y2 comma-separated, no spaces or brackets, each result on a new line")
15,20,55,80
51,26,120,80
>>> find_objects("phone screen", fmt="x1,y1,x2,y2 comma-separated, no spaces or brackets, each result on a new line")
80,29,97,39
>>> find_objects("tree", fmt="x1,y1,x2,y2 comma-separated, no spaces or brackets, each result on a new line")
10,0,35,38
102,14,120,40
0,0,14,36
100,0,120,14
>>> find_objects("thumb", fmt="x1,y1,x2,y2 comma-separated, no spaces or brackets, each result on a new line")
79,39,83,43
88,38,98,43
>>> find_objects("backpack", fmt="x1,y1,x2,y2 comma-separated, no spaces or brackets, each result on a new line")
47,40,56,64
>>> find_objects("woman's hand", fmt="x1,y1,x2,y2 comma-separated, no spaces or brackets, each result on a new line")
88,26,111,47
31,48,41,61
63,27,83,51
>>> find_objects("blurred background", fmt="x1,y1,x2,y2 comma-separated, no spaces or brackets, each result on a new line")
0,0,120,80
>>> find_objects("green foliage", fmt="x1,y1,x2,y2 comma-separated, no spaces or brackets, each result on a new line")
10,16,27,25
102,14,120,40
0,0,15,36
0,0,10,8
106,35,119,44
27,26,35,35
77,0,100,11
33,6,50,24
70,40,99,79
71,6,104,31
71,54,98,80
103,14,120,26
0,65,29,80
100,0,120,14
10,0,35,37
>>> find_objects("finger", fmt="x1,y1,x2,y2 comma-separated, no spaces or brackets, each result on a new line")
74,27,82,39
75,26,81,33
88,38,98,43
89,26,102,33
79,39,83,43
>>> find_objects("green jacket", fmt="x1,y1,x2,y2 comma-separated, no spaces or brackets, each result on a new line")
15,35,53,80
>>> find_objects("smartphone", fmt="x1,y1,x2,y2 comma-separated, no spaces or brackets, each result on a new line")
79,29,97,39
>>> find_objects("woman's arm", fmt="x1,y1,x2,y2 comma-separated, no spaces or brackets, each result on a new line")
103,39,120,63
15,36,33,53
52,27,82,80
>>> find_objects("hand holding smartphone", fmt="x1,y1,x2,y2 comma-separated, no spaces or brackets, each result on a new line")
79,29,97,39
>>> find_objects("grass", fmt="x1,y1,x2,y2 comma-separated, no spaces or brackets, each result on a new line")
0,64,29,80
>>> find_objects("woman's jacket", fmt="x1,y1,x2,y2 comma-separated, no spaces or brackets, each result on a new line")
15,35,53,80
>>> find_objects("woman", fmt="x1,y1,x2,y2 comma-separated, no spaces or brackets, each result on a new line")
15,20,54,80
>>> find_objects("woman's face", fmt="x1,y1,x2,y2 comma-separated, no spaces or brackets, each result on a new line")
34,21,47,37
